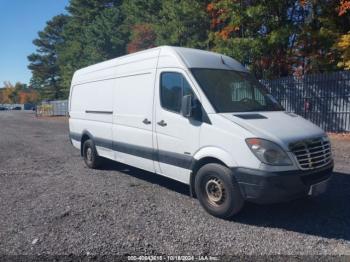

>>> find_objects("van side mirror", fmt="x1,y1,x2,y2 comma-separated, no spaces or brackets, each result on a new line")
181,95,192,117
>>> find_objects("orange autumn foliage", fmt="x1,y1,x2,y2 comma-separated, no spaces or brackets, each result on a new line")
206,1,240,40
0,88,14,103
127,24,157,54
18,90,39,104
218,25,240,40
339,0,350,16
299,0,307,7
0,87,39,104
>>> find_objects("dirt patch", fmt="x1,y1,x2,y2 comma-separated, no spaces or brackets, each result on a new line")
35,115,69,123
328,132,350,141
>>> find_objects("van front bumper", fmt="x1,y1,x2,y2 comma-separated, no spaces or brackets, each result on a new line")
232,162,333,204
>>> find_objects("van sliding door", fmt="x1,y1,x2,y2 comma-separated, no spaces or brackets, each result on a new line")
112,70,156,173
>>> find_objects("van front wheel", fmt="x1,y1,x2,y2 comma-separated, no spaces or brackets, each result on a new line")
83,139,102,169
194,163,244,218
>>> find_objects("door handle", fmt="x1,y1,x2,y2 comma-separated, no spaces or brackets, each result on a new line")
157,120,167,127
142,118,151,125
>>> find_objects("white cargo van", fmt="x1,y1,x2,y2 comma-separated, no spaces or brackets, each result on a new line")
69,46,333,218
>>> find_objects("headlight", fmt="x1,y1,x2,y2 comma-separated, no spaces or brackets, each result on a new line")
246,138,292,166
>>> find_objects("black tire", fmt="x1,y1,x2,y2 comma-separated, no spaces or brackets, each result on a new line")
194,163,244,218
82,139,102,169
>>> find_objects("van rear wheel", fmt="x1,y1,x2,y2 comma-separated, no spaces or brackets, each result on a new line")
194,163,244,219
83,139,102,169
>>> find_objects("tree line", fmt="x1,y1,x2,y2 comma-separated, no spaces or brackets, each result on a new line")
27,0,350,100
0,82,39,104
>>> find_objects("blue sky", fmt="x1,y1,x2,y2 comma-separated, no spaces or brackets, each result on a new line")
0,0,69,86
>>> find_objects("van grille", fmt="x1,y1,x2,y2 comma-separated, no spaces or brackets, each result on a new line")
289,137,332,170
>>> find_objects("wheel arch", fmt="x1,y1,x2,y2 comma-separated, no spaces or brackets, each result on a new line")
189,147,237,197
80,130,94,156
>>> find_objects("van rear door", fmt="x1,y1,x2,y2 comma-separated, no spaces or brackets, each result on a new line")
70,80,114,159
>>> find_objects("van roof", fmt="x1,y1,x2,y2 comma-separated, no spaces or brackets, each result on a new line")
73,46,248,79
168,46,248,72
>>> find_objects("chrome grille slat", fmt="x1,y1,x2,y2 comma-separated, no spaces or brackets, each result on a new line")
300,155,332,165
289,137,333,170
299,159,333,169
306,153,332,162
296,149,331,159
293,144,330,154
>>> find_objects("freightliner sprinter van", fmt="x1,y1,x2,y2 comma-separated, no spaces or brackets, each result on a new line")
69,46,333,218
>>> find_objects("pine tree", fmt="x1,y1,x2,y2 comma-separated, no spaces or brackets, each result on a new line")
28,15,68,99
155,0,210,49
58,0,126,89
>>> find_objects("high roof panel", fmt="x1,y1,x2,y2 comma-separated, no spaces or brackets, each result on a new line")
72,46,248,83
170,46,248,72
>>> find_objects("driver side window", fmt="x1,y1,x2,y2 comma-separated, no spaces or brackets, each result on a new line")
160,72,194,113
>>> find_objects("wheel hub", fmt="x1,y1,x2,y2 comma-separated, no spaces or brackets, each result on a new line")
205,178,225,205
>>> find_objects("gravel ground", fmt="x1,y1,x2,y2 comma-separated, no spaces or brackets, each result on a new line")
0,111,350,258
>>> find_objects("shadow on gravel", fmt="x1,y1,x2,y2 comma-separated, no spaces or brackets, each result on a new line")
235,171,350,241
101,159,191,196
101,159,350,241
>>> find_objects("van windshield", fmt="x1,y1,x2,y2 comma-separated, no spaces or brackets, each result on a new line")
191,68,284,113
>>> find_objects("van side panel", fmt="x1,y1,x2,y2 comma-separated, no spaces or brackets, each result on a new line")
69,79,114,160
113,70,157,173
